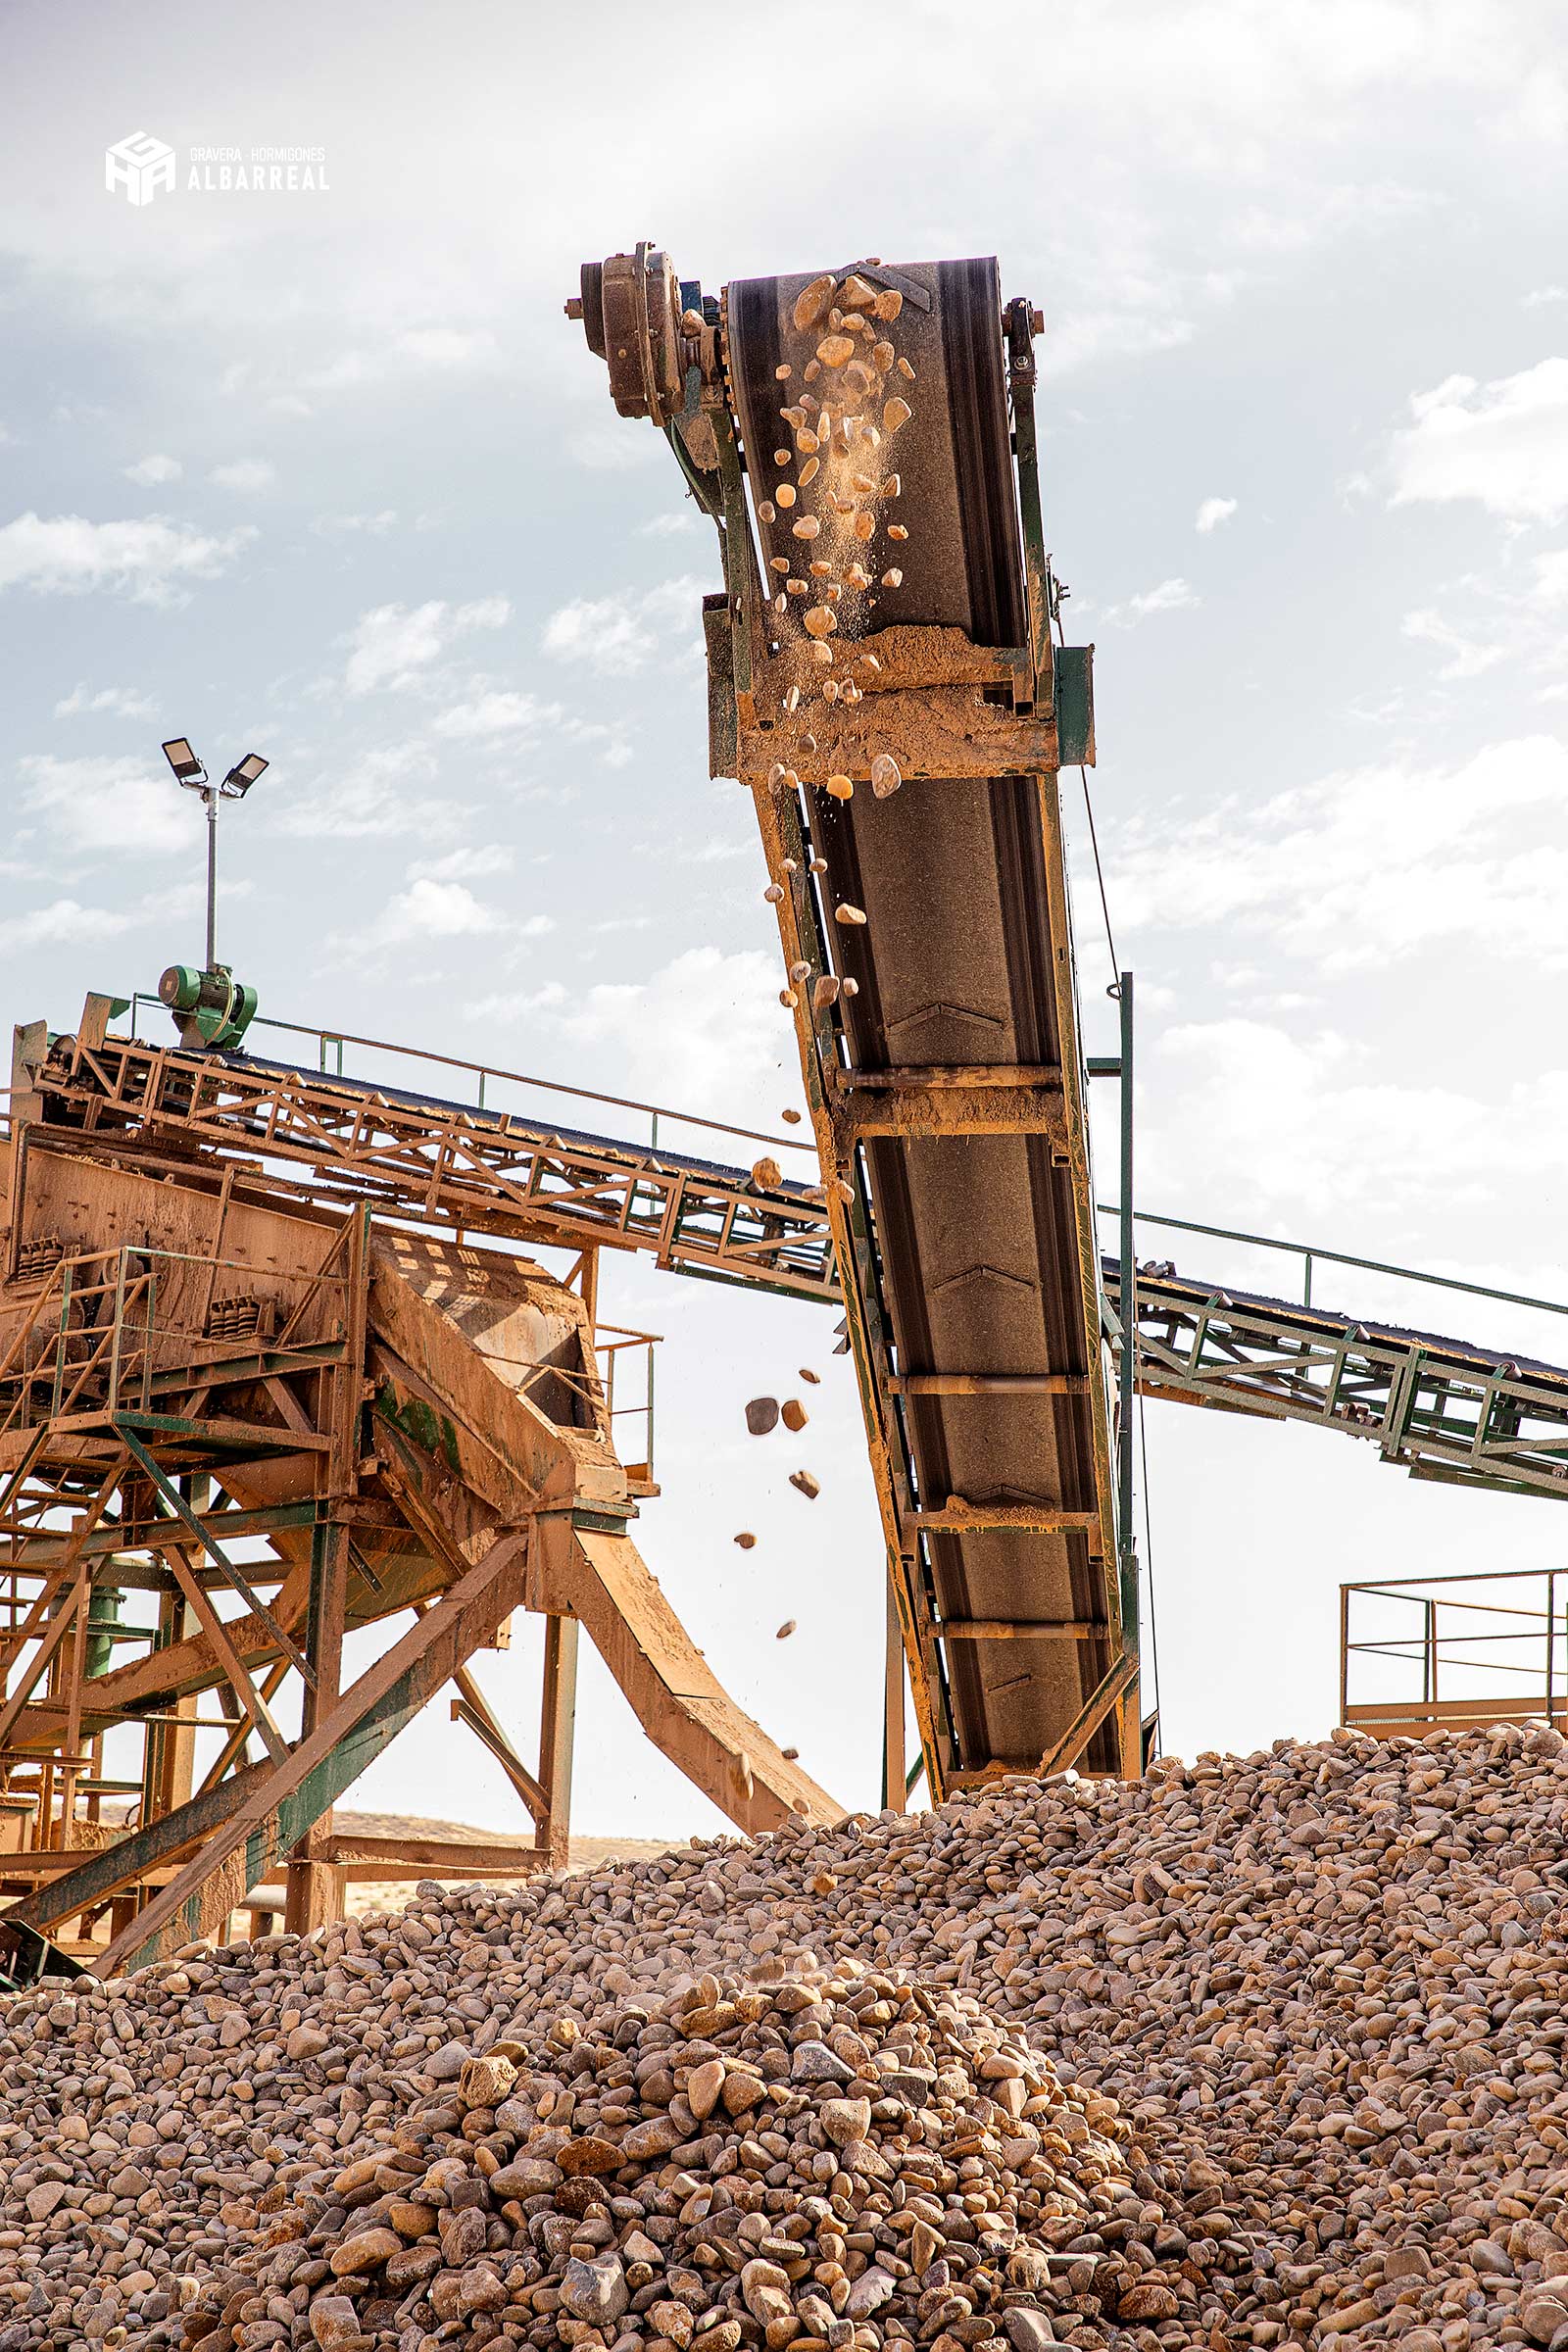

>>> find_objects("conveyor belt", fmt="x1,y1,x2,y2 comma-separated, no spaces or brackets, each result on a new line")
723,260,1121,1786
1110,1259,1568,1498
28,1030,837,1301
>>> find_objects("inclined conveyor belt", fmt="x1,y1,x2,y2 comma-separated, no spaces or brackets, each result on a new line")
725,261,1120,1780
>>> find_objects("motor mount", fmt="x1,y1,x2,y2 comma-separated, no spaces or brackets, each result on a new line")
158,962,259,1053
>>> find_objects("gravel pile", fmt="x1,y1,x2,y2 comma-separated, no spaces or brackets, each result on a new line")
5,1721,1568,2352
182,1967,1242,2352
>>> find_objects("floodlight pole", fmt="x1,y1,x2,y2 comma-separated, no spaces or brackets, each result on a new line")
203,783,219,967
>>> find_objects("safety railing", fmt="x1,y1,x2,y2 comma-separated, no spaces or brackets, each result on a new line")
113,996,814,1170
1341,1567,1568,1738
1098,1201,1568,1329
0,1241,348,1440
596,1323,659,1485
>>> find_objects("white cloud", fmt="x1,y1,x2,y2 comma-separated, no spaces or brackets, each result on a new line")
430,690,558,739
395,326,496,368
638,512,701,538
1390,358,1568,521
1143,1018,1568,1244
475,945,804,1131
1102,575,1200,625
1196,496,1238,533
20,754,196,856
123,454,182,486
209,459,275,494
53,681,159,720
1400,606,1507,679
0,514,254,605
567,426,663,474
542,575,708,677
342,595,510,695
1523,287,1568,309
300,327,498,395
1108,734,1568,970
407,845,515,883
274,743,443,841
348,876,503,956
0,898,141,955
1040,312,1194,377
312,511,399,538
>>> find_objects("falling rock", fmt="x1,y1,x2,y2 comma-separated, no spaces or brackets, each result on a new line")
815,333,856,369
792,274,834,332
751,1156,783,1189
733,1531,758,1549
781,1398,808,1431
562,2253,630,2328
789,1469,821,1499
776,1619,797,1641
834,902,867,925
883,396,912,433
800,1365,820,1383
870,753,903,798
745,1396,780,1436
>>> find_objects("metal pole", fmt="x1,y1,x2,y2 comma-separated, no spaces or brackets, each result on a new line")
1117,972,1138,1657
205,788,219,968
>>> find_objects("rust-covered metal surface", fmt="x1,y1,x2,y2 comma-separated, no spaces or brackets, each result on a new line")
573,245,1128,1788
726,259,1123,1783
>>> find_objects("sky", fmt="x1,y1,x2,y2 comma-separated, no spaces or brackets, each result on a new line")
3,0,1568,1841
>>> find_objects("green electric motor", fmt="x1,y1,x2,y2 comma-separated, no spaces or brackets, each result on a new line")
158,962,259,1053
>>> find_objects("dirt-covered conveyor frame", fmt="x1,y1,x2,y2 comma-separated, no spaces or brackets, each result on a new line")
573,245,1131,1796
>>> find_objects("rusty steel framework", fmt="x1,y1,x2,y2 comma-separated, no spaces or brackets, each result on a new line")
9,977,1568,1979
7,246,1568,1977
0,1011,840,1980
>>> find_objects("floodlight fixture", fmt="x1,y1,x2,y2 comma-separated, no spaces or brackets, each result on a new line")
220,752,269,799
160,734,270,969
162,737,207,787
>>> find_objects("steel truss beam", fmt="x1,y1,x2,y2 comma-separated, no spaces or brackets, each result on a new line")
1110,1262,1568,1498
33,1037,837,1301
